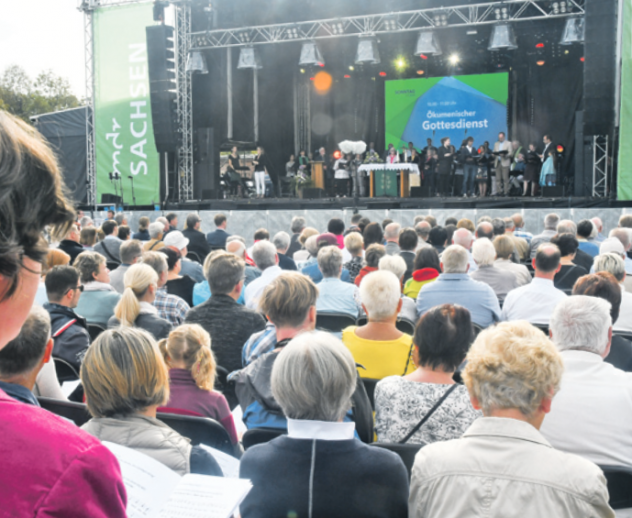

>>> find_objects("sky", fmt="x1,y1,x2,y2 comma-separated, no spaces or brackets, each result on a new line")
0,1,87,96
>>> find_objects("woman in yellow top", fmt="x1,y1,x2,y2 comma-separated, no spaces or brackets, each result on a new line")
403,247,441,300
342,270,415,380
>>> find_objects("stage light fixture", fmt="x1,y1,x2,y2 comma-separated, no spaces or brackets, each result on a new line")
557,145,565,153
333,150,342,159
379,71,387,77
348,66,354,71
299,41,325,67
395,57,407,70
415,31,442,56
313,71,333,94
185,50,208,74
344,74,351,79
536,43,545,48
300,68,305,74
488,24,518,51
536,60,545,66
448,54,460,66
560,17,584,45
416,70,425,75
355,38,381,65
237,46,262,69
580,56,585,62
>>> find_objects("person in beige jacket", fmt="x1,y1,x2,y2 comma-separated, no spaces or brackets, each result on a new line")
408,320,614,518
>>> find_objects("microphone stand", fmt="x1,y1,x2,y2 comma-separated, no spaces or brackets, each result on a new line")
128,176,137,206
117,174,125,207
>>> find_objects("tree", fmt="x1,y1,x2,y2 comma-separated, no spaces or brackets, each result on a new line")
0,65,82,122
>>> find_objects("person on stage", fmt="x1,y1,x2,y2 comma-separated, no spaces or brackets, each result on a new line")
540,134,553,162
437,137,454,196
286,154,297,178
253,146,270,199
477,141,493,198
333,153,350,197
421,138,437,162
423,148,438,196
493,132,513,196
383,143,395,161
314,147,333,196
351,153,365,198
409,149,421,165
298,150,310,175
386,147,400,165
539,148,557,189
460,136,478,198
226,146,249,197
524,142,541,197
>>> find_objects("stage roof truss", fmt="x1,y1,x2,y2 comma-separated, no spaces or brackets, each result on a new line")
190,0,586,50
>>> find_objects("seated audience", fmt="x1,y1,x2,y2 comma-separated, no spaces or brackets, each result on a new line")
57,224,84,264
301,233,352,283
398,227,418,282
182,213,211,262
286,216,306,258
558,219,594,272
493,234,531,286
132,216,150,241
511,213,533,243
186,252,266,375
343,231,364,283
44,266,91,372
247,228,270,258
327,217,346,249
93,220,122,263
550,233,588,291
245,240,283,309
143,221,166,252
80,226,97,251
273,231,298,271
504,217,529,262
74,251,121,327
428,226,448,254
165,212,178,234
107,264,172,340
577,219,600,257
239,331,408,518
409,321,613,518
404,247,441,299
343,271,415,380
542,295,632,469
292,227,319,264
0,110,126,517
594,252,632,333
161,247,196,307
475,221,494,241
470,238,518,301
141,251,190,326
114,214,128,227
501,244,566,325
206,213,231,249
414,221,432,250
158,324,238,445
164,230,205,283
609,227,632,274
384,222,401,255
456,218,475,233
363,221,384,248
109,239,143,294
81,327,222,476
117,225,131,241
529,212,560,258
0,306,54,405
316,246,361,318
35,248,70,306
417,245,500,328
378,255,417,322
355,243,386,287
226,237,261,285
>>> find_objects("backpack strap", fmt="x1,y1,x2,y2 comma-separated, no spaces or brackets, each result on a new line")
53,319,77,338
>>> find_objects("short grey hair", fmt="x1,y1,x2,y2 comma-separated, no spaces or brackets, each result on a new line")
119,240,143,264
452,228,473,250
384,222,401,241
252,240,277,270
148,222,164,239
291,216,306,234
378,254,407,280
79,216,93,228
205,251,245,294
610,228,632,250
344,232,363,255
271,331,356,422
140,251,168,276
305,235,319,257
557,219,577,235
273,231,291,252
472,238,496,266
594,253,626,283
114,213,126,226
226,240,246,258
359,270,401,321
415,221,431,238
550,295,612,356
544,213,560,230
318,246,343,278
441,244,469,273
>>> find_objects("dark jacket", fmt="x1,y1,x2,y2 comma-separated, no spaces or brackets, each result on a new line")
286,233,302,259
182,228,211,263
459,145,479,165
605,335,632,372
277,253,297,271
437,145,454,175
44,302,90,372
107,313,172,341
206,228,231,249
166,275,196,307
132,229,150,241
58,240,85,264
185,294,266,374
573,248,594,273
400,250,416,283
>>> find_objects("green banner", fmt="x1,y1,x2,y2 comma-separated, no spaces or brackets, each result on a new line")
619,0,632,200
94,3,160,205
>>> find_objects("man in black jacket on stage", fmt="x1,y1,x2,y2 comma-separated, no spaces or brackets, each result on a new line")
460,137,479,198
437,137,454,197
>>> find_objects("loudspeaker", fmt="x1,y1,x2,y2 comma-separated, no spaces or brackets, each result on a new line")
194,128,220,199
101,194,122,204
146,25,179,153
583,0,617,136
542,186,564,197
300,188,325,199
411,186,431,198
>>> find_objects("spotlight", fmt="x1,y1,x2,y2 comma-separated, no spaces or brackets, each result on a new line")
299,41,325,67
300,68,305,74
419,54,428,60
560,17,585,45
355,38,381,65
185,50,208,74
379,71,387,77
557,145,565,153
415,31,442,56
536,60,545,66
448,54,460,65
333,150,342,160
237,46,262,69
488,24,518,50
580,56,585,62
394,57,407,70
536,43,545,48
344,74,350,79
313,71,332,94
348,66,354,71
416,70,425,75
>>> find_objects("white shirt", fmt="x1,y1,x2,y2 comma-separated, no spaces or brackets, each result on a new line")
287,418,355,441
540,350,632,469
244,265,283,310
501,277,567,324
615,285,632,333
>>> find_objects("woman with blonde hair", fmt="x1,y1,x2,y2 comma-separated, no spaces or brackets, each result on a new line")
81,327,223,476
158,324,238,446
108,263,172,340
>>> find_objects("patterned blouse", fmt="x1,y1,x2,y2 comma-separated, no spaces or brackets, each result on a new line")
374,376,481,445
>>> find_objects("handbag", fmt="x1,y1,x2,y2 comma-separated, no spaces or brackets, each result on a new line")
398,384,459,444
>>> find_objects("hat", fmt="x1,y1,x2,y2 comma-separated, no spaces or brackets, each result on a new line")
600,238,625,256
316,233,338,247
163,231,189,251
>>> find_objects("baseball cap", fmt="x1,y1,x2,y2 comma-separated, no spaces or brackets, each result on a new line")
163,231,189,251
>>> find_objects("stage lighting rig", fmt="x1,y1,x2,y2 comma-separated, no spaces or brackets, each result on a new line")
560,17,584,45
488,24,518,51
448,54,460,66
355,38,381,65
299,41,325,67
394,57,408,71
415,31,442,56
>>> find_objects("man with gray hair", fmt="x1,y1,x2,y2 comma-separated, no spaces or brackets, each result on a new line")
286,216,306,258
316,247,361,318
529,213,560,258
416,244,500,327
594,253,632,333
244,240,283,310
609,227,632,274
384,222,401,256
470,238,518,301
451,227,478,273
273,231,298,271
109,240,143,293
143,222,165,252
542,295,632,469
414,221,432,251
226,239,261,285
141,251,190,326
591,216,605,243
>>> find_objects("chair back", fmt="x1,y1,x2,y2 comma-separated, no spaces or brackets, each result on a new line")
53,357,80,383
156,412,235,456
532,323,549,336
472,323,485,339
356,315,368,327
614,331,632,342
38,397,92,426
187,251,202,264
242,427,286,450
316,312,357,333
599,465,632,509
87,323,106,343
361,378,380,410
370,442,424,480
396,318,416,335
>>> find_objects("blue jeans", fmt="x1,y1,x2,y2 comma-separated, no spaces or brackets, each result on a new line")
463,164,477,195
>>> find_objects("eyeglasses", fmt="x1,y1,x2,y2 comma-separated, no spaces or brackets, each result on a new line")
66,285,84,294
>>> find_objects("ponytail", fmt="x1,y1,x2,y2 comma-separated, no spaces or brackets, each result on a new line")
192,345,216,392
115,264,158,327
157,338,169,364
115,287,141,327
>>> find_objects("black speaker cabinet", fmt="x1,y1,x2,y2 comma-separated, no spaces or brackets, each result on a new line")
542,186,564,198
101,194,122,204
300,188,325,199
411,186,431,198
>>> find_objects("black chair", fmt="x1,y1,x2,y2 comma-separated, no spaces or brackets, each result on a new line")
242,427,287,450
156,412,235,457
396,318,416,335
38,397,91,426
356,315,368,327
472,323,485,339
316,312,357,333
370,442,423,480
599,465,632,509
106,261,120,271
87,323,106,343
614,331,632,342
361,377,379,410
532,323,549,336
187,251,202,264
278,177,294,198
53,357,80,383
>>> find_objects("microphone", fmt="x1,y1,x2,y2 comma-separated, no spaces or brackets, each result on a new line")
128,176,133,179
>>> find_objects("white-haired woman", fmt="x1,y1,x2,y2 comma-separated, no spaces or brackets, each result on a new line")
378,254,417,322
107,263,172,340
342,270,415,380
239,331,409,518
470,238,518,301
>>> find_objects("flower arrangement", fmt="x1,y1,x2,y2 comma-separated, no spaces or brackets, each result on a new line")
364,151,383,164
290,171,314,192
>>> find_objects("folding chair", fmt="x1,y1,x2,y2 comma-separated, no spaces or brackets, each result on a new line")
316,312,357,333
242,428,287,450
370,442,424,480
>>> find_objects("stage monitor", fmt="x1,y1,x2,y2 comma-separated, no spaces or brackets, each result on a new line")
385,73,509,151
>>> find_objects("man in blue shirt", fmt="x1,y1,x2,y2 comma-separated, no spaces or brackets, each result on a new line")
315,246,361,318
301,233,351,283
416,244,501,328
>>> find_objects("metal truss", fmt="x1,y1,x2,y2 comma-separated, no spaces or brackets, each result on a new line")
191,0,585,49
175,3,194,201
82,7,97,207
592,135,610,198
